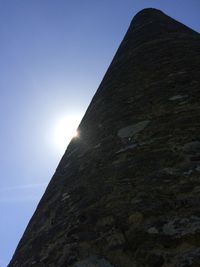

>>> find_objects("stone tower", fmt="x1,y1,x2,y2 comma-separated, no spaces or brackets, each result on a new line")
9,8,200,267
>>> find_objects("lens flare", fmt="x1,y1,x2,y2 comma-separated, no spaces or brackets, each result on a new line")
53,114,81,152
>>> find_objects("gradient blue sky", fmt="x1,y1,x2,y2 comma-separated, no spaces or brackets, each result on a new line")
1,0,200,266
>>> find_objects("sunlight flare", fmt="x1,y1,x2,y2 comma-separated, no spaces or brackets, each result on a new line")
53,114,82,152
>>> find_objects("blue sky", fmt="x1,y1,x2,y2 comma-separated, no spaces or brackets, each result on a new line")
0,0,200,266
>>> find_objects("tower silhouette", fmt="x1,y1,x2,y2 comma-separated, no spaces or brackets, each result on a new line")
9,8,200,267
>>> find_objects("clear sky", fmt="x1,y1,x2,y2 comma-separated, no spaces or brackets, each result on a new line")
0,0,199,266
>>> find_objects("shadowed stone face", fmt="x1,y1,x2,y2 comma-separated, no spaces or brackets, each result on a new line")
8,8,200,267
117,120,150,138
75,255,114,267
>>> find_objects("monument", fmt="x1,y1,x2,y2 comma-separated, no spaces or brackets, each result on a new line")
9,8,200,267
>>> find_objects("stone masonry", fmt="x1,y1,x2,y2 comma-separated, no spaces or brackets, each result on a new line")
9,8,200,267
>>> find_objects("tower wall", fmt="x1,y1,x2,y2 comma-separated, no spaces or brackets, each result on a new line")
9,9,200,267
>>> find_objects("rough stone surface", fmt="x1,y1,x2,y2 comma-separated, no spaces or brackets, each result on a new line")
117,120,150,138
8,8,200,267
74,255,114,267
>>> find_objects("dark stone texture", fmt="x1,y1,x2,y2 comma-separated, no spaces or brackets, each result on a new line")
8,8,200,267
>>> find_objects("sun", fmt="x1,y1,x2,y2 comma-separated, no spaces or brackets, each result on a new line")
53,114,82,152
